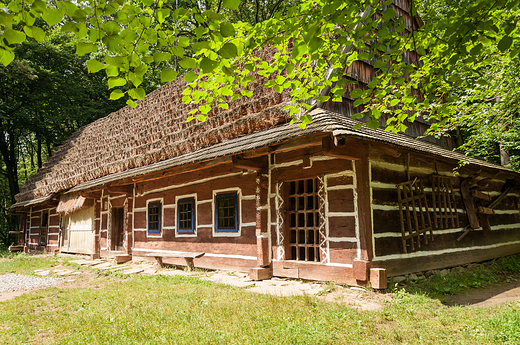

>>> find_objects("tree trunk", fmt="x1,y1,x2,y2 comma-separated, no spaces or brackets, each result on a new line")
500,143,510,166
37,136,42,168
0,127,20,203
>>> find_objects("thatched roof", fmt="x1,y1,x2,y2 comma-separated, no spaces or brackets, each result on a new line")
14,48,290,205
63,109,517,196
56,194,95,215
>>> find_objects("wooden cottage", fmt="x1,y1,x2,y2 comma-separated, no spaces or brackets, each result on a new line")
10,2,520,288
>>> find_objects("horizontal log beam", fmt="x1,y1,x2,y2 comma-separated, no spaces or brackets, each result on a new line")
106,185,134,195
232,155,267,171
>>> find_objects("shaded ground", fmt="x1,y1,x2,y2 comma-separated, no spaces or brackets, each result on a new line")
443,276,520,308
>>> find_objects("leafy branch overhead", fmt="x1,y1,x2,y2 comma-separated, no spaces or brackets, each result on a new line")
0,0,519,132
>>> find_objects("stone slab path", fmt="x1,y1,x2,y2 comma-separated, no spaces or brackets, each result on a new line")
68,258,325,297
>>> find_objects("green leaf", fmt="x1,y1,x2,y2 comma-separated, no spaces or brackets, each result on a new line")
155,8,170,24
42,8,64,26
161,68,178,83
308,37,323,53
192,41,211,54
366,120,380,129
153,52,172,64
184,71,197,82
128,87,146,100
350,88,363,98
218,42,238,59
61,22,79,33
105,55,129,70
108,77,126,88
200,58,218,74
353,123,363,130
383,8,396,21
389,99,400,106
87,59,106,73
220,22,235,37
110,89,125,100
77,43,97,56
223,0,240,11
178,36,190,47
179,58,197,69
127,99,138,108
497,36,513,52
23,26,45,42
106,65,119,77
352,113,364,120
0,49,15,66
167,46,182,58
3,29,26,44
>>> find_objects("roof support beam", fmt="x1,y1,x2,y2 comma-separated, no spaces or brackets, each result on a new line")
322,136,362,161
106,185,134,195
232,155,267,171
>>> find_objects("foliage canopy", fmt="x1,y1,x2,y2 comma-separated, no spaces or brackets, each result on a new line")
0,0,517,132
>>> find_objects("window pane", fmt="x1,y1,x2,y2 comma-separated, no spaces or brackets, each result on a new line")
217,194,237,231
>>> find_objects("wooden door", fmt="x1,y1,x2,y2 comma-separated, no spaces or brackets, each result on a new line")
61,206,94,254
111,207,124,251
39,213,49,246
61,215,70,252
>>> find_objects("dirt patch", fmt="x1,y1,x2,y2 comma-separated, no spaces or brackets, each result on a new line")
443,277,520,308
0,289,40,302
317,286,392,311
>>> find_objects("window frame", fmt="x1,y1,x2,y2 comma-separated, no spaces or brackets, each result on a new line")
215,192,239,234
177,197,195,234
147,201,162,236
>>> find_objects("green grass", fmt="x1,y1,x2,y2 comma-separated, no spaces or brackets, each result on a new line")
0,254,520,344
0,252,62,275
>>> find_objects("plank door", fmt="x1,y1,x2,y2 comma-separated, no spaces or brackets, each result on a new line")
61,206,95,254
111,207,124,251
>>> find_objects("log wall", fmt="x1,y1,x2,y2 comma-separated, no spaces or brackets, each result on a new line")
25,205,60,252
130,163,259,271
369,145,520,276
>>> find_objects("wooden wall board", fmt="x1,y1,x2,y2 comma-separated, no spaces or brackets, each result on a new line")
272,260,356,285
375,242,520,277
328,217,356,238
375,227,520,257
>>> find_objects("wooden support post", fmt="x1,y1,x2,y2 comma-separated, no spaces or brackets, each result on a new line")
255,173,270,268
461,177,480,229
185,258,194,272
156,257,164,268
355,144,373,261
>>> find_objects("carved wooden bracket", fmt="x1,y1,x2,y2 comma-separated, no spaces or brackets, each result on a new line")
232,155,267,171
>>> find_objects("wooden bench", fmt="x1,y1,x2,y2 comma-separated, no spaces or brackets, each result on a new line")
145,251,205,271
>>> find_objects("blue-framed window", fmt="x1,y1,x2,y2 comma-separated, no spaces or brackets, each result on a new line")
148,202,161,234
216,193,238,233
177,198,195,234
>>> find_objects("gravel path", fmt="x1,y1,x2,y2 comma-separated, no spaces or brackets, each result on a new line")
0,274,63,293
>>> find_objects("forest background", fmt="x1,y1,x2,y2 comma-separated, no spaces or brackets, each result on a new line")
0,0,518,247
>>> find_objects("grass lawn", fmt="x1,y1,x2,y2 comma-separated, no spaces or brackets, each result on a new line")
0,252,519,344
